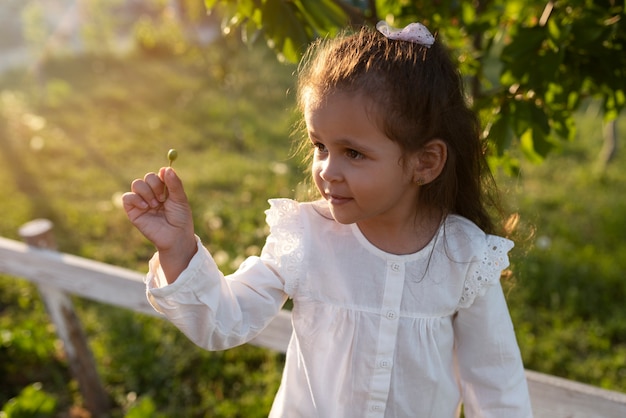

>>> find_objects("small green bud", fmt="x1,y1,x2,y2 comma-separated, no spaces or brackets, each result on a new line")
167,149,178,166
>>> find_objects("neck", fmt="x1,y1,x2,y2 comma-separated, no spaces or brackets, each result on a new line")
357,208,443,255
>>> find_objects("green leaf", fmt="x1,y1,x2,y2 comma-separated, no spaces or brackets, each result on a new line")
529,102,550,134
550,109,577,141
520,129,545,164
487,112,514,156
567,90,581,110
204,0,219,10
603,89,626,122
461,2,477,25
547,19,561,42
487,152,520,177
2,383,57,417
262,0,311,62
499,69,518,86
298,0,348,35
501,26,545,64
125,396,167,418
570,16,607,48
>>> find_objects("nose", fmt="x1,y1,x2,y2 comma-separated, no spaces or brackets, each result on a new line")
316,155,342,183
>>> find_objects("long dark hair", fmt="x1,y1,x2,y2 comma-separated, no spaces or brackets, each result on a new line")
297,25,500,234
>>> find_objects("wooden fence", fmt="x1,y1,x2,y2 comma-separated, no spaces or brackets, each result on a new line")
1,220,626,417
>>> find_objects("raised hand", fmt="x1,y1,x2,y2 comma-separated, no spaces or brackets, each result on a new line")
122,167,197,283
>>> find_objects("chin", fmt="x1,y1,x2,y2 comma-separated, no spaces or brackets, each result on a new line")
333,217,354,225
328,209,357,225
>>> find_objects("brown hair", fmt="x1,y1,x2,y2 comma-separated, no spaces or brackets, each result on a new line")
296,25,499,234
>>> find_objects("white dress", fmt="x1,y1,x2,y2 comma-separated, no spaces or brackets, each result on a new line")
145,199,533,418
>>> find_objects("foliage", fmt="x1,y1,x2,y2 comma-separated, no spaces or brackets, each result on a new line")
0,276,69,406
493,0,625,167
123,396,165,418
204,0,625,169
1,383,57,418
133,13,188,56
500,102,626,389
205,0,349,62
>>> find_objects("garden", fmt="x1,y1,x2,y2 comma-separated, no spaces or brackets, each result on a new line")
0,1,625,416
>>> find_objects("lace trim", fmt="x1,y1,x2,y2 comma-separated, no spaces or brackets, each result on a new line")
458,235,513,309
265,199,305,297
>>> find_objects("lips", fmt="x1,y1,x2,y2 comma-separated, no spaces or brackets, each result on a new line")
325,192,352,205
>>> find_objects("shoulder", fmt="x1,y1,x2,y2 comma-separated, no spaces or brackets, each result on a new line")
442,214,514,257
262,199,334,297
443,214,489,239
443,215,514,309
266,198,301,217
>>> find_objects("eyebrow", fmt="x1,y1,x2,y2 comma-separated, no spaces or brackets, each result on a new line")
309,132,377,154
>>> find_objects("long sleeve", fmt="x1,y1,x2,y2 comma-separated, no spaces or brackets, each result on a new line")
454,281,532,417
145,237,289,351
144,199,305,351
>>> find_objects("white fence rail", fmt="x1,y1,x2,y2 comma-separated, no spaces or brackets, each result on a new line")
1,230,626,417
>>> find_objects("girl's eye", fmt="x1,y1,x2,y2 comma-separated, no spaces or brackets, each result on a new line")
313,142,327,153
346,149,364,160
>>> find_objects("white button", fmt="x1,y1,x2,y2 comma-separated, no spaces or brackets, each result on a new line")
390,263,400,272
370,403,384,412
386,310,397,319
379,359,391,368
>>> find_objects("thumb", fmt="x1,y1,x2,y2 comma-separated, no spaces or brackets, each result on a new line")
160,167,187,203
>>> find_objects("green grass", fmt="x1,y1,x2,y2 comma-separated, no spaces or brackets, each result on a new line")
0,41,297,417
0,38,625,416
499,104,626,391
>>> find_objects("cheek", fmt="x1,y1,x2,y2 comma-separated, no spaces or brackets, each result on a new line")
311,161,323,184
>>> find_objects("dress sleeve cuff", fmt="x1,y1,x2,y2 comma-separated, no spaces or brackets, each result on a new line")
144,235,206,294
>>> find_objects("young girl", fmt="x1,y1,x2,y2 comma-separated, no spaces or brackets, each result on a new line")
123,21,533,418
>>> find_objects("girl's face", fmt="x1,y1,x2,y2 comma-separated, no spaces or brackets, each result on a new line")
305,92,420,229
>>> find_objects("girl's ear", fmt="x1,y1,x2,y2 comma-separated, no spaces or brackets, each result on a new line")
411,139,447,185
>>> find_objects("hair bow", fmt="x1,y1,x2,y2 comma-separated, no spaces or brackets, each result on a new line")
376,21,435,47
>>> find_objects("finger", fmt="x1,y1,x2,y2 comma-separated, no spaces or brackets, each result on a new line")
121,192,151,224
144,171,165,192
122,192,150,220
143,171,168,203
121,191,149,211
131,178,161,208
160,167,188,204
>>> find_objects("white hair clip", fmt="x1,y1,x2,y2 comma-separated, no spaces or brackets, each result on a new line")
376,21,435,47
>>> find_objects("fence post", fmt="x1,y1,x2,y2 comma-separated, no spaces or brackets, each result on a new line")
18,219,110,417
